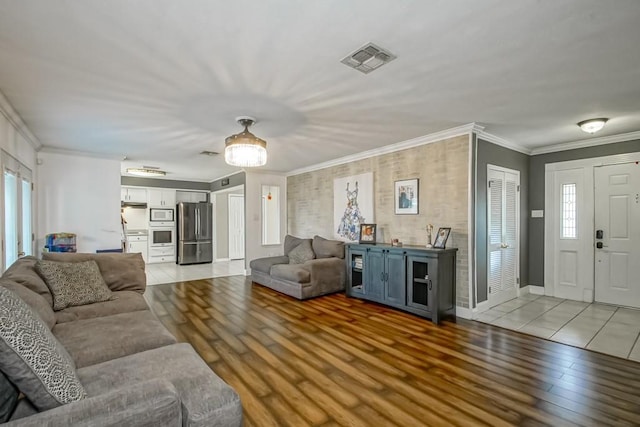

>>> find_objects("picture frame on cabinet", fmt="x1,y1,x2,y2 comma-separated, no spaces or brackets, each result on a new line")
359,224,377,244
433,227,451,249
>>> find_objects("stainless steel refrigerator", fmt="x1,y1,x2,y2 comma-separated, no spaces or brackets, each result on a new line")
176,202,213,265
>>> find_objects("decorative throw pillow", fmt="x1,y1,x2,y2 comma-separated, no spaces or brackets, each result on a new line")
35,260,113,311
288,239,316,264
0,372,19,423
0,287,87,411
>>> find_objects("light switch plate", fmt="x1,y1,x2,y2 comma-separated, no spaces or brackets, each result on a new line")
531,210,544,218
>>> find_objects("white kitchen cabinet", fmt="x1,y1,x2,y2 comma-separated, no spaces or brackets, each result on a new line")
148,246,175,263
176,191,209,203
121,187,147,203
128,241,148,262
148,189,176,207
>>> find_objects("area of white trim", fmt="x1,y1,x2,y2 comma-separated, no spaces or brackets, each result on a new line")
456,305,473,319
0,90,42,150
531,130,640,155
474,300,490,316
40,145,123,160
522,285,545,295
476,131,532,155
244,268,251,276
286,123,482,177
467,133,475,311
215,257,230,262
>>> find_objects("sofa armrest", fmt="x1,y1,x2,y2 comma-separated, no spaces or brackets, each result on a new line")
6,379,181,427
304,257,346,293
249,256,290,274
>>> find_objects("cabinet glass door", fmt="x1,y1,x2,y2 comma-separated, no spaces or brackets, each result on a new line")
384,251,406,305
407,255,433,313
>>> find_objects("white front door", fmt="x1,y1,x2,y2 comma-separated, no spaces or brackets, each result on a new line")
487,166,520,307
594,162,640,308
228,194,245,260
550,168,593,301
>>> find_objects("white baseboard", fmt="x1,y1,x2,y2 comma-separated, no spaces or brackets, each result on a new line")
526,285,545,295
456,305,473,319
244,268,251,276
474,300,490,316
215,258,230,262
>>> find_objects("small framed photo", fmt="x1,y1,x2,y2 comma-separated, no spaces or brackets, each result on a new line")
395,179,419,215
359,223,377,244
433,227,451,249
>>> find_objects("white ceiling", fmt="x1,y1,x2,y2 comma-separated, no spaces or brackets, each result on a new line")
1,0,639,181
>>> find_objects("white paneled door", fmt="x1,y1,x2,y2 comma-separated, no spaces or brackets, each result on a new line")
487,166,520,308
594,162,640,308
2,152,32,271
228,194,245,260
550,168,593,301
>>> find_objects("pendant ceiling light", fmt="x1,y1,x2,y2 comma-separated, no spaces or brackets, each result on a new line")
577,118,608,134
225,116,267,167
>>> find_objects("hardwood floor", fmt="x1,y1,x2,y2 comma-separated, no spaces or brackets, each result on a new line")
145,276,640,427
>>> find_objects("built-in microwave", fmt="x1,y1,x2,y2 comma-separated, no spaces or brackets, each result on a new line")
150,208,174,223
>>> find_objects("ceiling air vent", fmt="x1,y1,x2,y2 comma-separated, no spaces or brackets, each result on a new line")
341,42,396,74
200,151,219,156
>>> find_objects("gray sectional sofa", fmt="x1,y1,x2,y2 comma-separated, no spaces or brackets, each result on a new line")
250,235,346,300
0,253,242,426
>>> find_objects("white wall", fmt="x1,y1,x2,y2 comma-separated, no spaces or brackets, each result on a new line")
244,171,287,273
37,152,121,254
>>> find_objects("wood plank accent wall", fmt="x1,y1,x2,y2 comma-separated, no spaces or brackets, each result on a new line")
287,135,470,308
147,277,640,426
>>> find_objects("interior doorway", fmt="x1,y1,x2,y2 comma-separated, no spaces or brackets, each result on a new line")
487,165,520,308
594,162,640,308
228,194,245,260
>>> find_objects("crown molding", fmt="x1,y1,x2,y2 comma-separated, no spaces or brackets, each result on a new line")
475,131,532,155
0,90,42,151
530,130,640,155
39,146,122,160
286,123,479,177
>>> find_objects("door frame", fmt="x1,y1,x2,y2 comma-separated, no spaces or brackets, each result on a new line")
544,151,640,300
228,193,245,260
486,164,521,308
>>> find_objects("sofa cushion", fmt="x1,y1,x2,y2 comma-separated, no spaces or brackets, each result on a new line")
53,310,177,368
0,279,56,330
42,252,146,294
270,264,311,283
77,343,242,427
288,239,315,264
36,260,113,311
249,256,289,274
1,256,53,306
284,235,311,256
0,287,86,411
312,235,345,259
0,372,18,423
54,290,149,324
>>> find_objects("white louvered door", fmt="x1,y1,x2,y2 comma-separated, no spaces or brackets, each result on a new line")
487,166,520,308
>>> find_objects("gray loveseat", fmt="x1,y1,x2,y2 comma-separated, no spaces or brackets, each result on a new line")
0,253,242,426
250,235,346,300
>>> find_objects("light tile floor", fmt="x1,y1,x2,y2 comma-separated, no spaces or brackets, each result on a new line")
476,294,640,362
145,259,245,285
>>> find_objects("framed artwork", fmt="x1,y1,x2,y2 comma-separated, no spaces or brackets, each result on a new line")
394,178,419,215
359,224,377,244
433,227,451,249
334,172,374,241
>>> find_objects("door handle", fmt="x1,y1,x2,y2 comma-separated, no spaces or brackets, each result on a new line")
596,242,608,249
500,243,509,248
380,271,384,282
17,251,25,257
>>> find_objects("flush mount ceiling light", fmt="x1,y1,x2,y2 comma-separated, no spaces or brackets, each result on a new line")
126,167,166,177
577,118,609,134
224,116,267,167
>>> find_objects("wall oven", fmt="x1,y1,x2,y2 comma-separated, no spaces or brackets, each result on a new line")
150,228,175,248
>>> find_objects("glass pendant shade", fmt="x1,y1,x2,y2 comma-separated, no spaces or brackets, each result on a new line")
224,118,267,167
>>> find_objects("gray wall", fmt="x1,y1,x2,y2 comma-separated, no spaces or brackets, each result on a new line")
214,188,244,259
528,139,640,286
121,176,210,190
210,172,245,192
476,139,529,305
